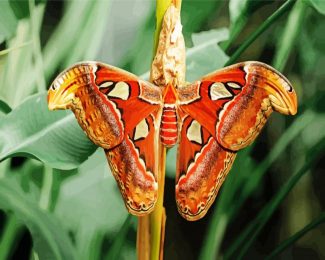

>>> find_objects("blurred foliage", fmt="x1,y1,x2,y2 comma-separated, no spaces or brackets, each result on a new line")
0,0,324,259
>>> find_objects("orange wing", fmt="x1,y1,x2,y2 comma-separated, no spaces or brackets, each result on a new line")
48,62,163,215
176,114,236,220
175,61,297,220
178,61,297,151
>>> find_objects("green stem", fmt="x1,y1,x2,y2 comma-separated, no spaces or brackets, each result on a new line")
272,0,306,71
28,0,46,93
224,0,296,66
39,166,54,210
266,212,325,260
0,42,32,56
31,166,53,259
0,215,24,260
222,16,248,52
153,0,172,55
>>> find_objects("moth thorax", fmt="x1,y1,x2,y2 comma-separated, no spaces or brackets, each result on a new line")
160,105,178,147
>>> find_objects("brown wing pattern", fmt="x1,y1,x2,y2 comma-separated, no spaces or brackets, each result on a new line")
176,115,236,221
105,113,160,215
175,61,297,220
48,62,163,215
178,61,297,151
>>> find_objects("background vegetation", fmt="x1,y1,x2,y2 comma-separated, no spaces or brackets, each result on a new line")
0,0,324,259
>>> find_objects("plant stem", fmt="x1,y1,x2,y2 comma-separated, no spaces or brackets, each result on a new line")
0,42,32,56
137,216,151,260
153,0,172,55
272,0,306,71
137,1,182,259
39,166,54,210
0,215,24,260
224,0,296,66
149,145,166,260
137,145,167,260
265,212,325,260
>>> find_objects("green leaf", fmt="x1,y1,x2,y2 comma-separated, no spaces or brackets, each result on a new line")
0,177,77,260
9,0,30,19
266,212,325,259
55,150,128,257
0,0,18,40
0,99,11,114
308,0,325,14
104,215,135,260
181,0,223,41
0,93,97,170
186,28,229,81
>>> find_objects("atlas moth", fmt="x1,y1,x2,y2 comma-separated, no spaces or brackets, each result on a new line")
47,5,297,221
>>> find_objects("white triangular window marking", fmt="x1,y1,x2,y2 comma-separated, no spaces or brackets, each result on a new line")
108,81,130,100
210,82,232,101
187,120,202,144
227,82,242,89
99,81,114,89
134,119,149,140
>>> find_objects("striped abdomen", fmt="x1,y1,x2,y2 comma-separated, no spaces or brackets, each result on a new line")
160,106,178,147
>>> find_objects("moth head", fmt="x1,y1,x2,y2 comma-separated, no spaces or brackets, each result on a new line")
266,75,298,116
48,64,90,110
246,62,298,116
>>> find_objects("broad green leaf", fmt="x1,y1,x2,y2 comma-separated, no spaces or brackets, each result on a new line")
186,28,229,82
181,0,223,41
0,93,97,169
0,0,18,40
0,34,4,44
308,0,325,14
55,150,128,257
0,176,77,260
